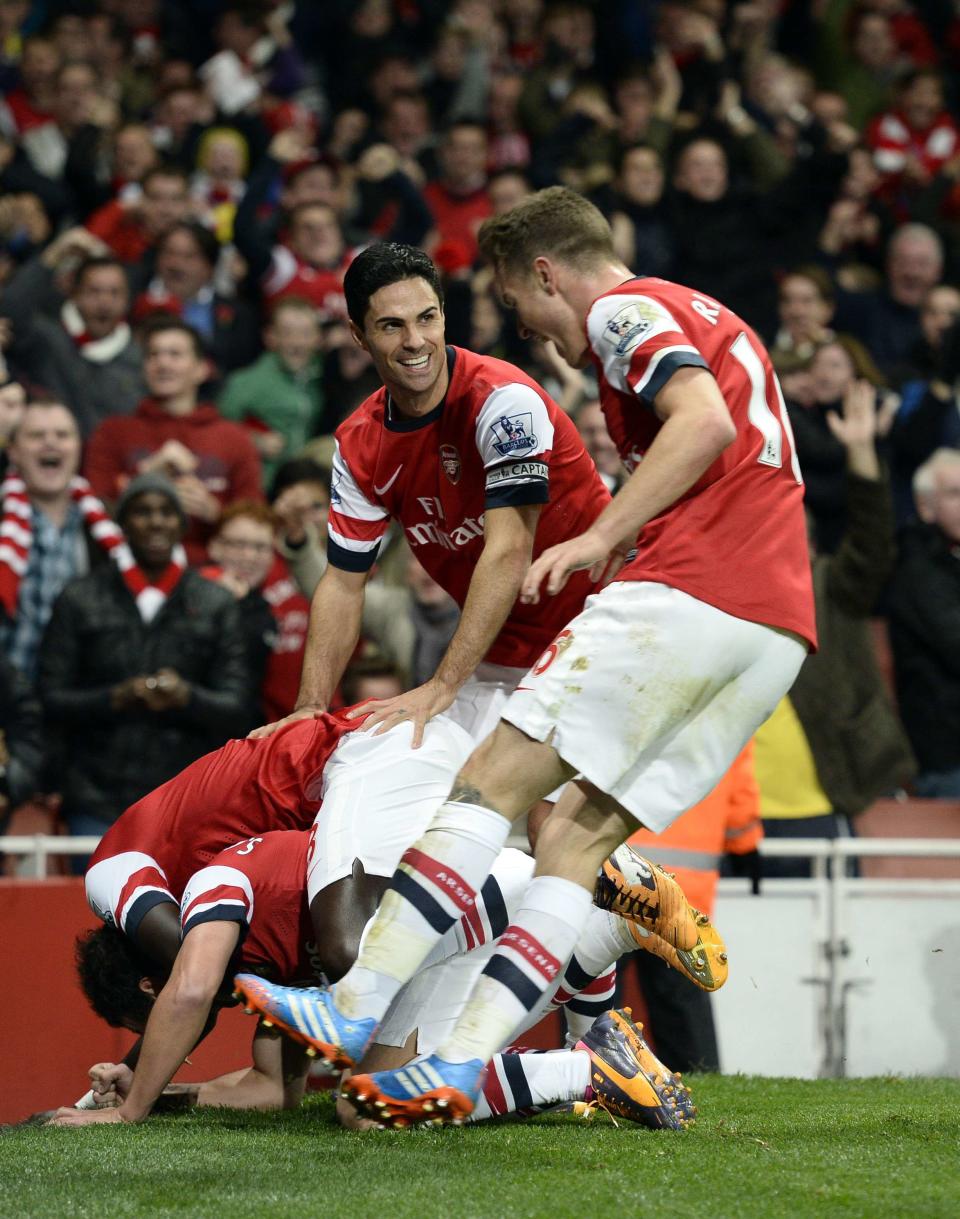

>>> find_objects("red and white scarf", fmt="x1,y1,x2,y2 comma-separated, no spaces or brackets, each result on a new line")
61,301,132,363
0,473,187,623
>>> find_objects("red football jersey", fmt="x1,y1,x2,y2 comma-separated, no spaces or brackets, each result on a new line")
586,279,816,647
327,346,611,668
180,831,319,984
87,713,357,932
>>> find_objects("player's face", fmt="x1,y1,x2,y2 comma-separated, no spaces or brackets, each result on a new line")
356,277,447,403
496,267,589,368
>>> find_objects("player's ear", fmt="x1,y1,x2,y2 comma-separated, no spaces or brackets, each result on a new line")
532,256,557,294
348,320,368,352
138,977,157,999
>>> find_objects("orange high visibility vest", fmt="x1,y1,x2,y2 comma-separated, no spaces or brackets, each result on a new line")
628,742,762,917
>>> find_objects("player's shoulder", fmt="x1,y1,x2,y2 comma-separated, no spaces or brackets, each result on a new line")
449,346,557,423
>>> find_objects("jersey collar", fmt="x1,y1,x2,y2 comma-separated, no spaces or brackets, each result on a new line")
384,347,457,432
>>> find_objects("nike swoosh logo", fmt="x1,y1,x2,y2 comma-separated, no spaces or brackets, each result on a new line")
374,465,403,496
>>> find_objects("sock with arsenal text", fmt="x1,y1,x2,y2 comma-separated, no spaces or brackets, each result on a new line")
332,802,512,1022
470,1047,592,1122
437,875,594,1067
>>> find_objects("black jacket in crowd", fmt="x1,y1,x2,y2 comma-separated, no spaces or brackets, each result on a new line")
37,565,254,827
888,522,960,775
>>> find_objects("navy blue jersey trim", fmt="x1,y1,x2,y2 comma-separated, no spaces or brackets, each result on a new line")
485,482,549,511
181,905,249,939
384,347,457,432
124,890,177,942
327,537,380,572
479,875,510,940
638,351,710,405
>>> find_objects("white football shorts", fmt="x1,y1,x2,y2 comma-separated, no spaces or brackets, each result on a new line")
503,580,807,833
447,661,528,742
306,714,473,901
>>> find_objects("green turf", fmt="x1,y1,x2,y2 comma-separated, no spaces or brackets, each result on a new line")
3,1076,958,1219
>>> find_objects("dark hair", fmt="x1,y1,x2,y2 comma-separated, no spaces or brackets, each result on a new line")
157,219,220,268
75,925,160,1030
269,456,330,502
341,655,403,707
141,314,207,359
343,242,444,328
142,163,190,191
74,254,128,289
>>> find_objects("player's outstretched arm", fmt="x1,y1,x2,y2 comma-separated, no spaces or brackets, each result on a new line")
248,564,368,738
348,503,540,746
50,922,240,1126
522,368,735,603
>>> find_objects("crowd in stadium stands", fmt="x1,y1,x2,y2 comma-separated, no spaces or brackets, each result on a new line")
1,0,959,895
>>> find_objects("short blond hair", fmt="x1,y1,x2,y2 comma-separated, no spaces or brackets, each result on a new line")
478,186,615,277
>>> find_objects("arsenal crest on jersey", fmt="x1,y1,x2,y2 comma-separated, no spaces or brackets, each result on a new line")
440,443,461,484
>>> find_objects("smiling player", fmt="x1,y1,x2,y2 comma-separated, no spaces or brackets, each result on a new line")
249,242,611,747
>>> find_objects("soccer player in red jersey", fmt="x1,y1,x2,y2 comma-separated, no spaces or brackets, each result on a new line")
251,242,611,747
58,832,693,1130
85,710,473,979
240,187,816,1127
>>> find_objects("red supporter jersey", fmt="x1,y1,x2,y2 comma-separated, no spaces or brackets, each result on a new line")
261,245,357,322
180,830,318,984
327,346,610,669
586,279,816,647
87,713,357,932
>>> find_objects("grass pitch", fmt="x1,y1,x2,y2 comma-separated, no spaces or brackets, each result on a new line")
3,1075,958,1219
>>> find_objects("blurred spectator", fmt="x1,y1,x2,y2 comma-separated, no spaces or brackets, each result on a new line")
815,6,900,131
199,3,304,118
190,126,249,242
605,144,673,280
131,220,260,377
0,35,59,136
0,359,26,482
488,168,532,216
84,317,262,563
37,472,253,838
424,120,493,269
341,654,405,707
0,401,114,681
0,648,43,829
207,498,314,722
788,338,889,552
827,222,944,374
575,399,623,494
219,296,329,489
866,69,958,222
19,59,115,184
268,455,331,597
65,121,159,223
890,316,960,511
626,744,761,1072
755,382,914,875
890,284,960,387
2,231,143,435
770,267,838,368
86,163,191,265
889,448,960,795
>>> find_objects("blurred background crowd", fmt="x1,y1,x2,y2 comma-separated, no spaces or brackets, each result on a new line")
1,0,959,940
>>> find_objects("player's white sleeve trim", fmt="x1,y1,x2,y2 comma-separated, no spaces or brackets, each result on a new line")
85,851,173,933
327,439,389,554
474,383,555,469
180,864,254,934
586,293,685,394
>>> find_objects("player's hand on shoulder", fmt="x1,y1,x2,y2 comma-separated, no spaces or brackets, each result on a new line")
247,704,326,740
346,678,458,748
521,528,614,603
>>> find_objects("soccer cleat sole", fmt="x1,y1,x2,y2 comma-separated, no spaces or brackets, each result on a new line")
342,1074,475,1128
232,977,355,1071
631,910,729,992
595,846,699,951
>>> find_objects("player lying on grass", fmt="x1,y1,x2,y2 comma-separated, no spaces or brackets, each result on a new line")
55,832,694,1131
